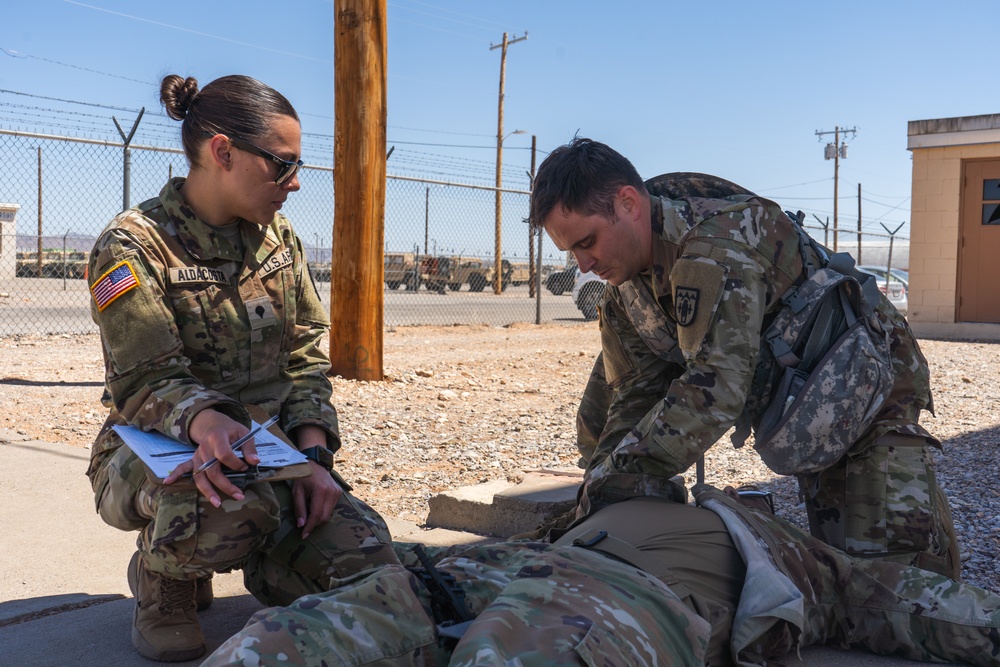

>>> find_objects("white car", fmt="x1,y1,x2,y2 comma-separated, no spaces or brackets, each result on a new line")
857,267,908,316
858,265,909,289
572,268,607,320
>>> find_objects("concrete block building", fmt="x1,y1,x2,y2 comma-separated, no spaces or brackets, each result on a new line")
907,113,1000,340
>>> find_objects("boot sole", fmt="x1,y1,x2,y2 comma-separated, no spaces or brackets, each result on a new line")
131,626,206,663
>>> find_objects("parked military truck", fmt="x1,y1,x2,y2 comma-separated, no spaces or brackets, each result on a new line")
461,259,531,292
417,255,479,292
414,256,533,292
384,252,418,290
15,250,88,279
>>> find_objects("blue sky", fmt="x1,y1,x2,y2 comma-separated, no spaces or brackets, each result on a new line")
1,0,997,242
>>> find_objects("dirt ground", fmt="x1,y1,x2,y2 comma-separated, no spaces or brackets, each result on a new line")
1,324,999,589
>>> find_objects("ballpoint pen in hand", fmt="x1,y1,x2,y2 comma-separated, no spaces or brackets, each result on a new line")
192,415,279,476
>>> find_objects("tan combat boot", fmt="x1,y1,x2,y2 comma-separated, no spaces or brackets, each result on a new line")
127,552,206,662
195,574,214,611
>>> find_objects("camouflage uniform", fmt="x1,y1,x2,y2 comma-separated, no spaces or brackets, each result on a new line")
577,191,958,577
87,178,399,600
201,486,1000,667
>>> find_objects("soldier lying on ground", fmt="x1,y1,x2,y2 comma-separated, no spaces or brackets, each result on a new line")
202,482,1000,667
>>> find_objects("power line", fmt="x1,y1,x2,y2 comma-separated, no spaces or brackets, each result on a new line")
392,0,513,32
63,1,334,64
1,48,153,86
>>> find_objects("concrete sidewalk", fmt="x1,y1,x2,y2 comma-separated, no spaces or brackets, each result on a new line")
0,432,945,666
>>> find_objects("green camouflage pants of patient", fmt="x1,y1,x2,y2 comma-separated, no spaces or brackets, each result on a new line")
201,487,1000,667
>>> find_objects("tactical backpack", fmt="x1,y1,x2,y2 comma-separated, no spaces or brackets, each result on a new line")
644,173,894,476
743,214,894,474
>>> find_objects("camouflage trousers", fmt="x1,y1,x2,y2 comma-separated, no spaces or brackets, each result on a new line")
694,484,998,666
92,446,399,605
797,431,959,579
576,354,960,578
203,540,711,667
203,490,1000,667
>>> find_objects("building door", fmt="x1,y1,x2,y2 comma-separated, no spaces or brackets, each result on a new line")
958,160,1000,322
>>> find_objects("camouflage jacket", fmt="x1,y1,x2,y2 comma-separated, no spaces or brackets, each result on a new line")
585,194,933,498
87,178,338,478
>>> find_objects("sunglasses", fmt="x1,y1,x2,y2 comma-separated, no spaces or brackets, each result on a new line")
224,134,304,185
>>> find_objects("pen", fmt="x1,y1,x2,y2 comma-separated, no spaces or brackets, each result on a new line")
192,415,279,476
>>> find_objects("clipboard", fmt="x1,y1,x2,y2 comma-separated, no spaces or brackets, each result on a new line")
114,408,313,488
152,461,313,489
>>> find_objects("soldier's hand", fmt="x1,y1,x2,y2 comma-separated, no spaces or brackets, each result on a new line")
292,463,342,539
164,409,261,507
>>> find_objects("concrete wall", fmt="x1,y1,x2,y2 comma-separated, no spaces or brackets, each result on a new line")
0,204,19,280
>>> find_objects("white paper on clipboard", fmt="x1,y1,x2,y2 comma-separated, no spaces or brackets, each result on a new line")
113,420,307,480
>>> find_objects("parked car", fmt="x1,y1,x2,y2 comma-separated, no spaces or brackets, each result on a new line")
858,265,909,289
857,267,908,316
572,268,607,320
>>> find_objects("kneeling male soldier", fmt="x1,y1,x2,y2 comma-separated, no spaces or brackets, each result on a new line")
530,137,958,578
202,483,1000,667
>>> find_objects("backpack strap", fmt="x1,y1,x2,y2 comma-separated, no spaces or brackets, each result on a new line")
826,251,883,312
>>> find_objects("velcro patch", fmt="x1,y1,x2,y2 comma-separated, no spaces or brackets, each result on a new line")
91,260,140,311
260,249,292,276
168,266,229,285
245,296,277,330
671,257,726,357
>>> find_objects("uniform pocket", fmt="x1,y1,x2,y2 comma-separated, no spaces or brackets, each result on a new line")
96,447,151,531
599,301,639,388
573,622,703,667
845,437,938,556
141,484,201,558
170,284,241,385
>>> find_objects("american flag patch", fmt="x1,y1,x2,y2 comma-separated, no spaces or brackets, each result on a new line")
91,260,140,311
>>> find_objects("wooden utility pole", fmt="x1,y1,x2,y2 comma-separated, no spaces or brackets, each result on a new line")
490,31,527,294
331,0,387,380
816,125,857,252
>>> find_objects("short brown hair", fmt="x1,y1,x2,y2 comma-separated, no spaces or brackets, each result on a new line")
528,138,645,234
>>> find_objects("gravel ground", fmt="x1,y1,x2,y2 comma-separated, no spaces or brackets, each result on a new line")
1,323,998,590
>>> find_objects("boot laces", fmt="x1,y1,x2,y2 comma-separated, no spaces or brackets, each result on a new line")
158,576,195,614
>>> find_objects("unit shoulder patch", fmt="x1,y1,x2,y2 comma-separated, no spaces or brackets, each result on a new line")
670,257,727,357
674,286,700,326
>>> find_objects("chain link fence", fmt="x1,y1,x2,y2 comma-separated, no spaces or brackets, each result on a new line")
0,129,909,336
0,130,587,336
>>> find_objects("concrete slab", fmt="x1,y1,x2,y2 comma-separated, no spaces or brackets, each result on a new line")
426,469,580,537
0,436,953,666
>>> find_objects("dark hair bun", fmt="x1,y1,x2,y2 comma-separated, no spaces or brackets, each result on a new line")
160,75,200,121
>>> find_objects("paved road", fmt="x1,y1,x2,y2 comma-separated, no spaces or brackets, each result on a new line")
0,277,590,335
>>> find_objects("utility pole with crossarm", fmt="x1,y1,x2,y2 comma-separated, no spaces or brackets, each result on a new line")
491,31,528,294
